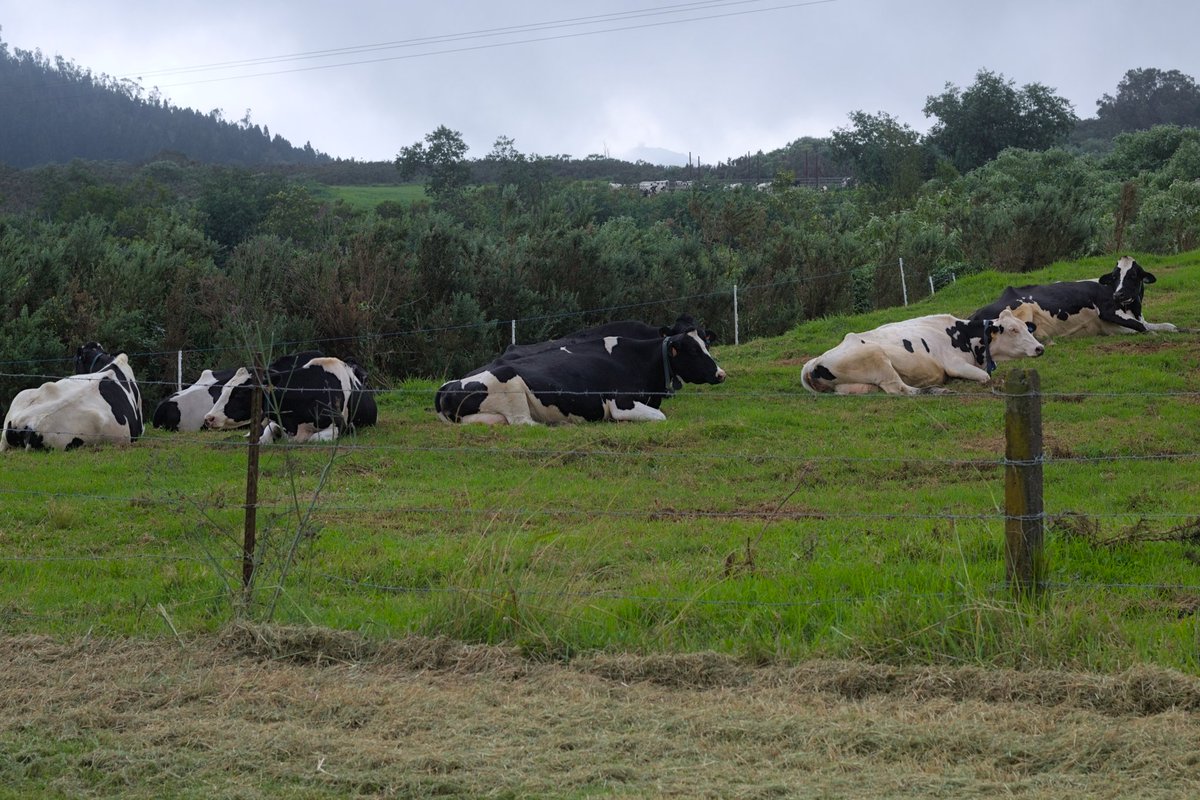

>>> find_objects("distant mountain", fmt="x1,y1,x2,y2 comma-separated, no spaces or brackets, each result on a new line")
621,145,690,167
0,37,331,169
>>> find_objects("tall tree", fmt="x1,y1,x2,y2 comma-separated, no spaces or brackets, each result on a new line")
923,69,1076,173
830,111,929,197
1096,68,1200,133
395,125,470,201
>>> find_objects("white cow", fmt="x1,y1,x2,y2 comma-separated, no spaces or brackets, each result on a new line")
800,308,1044,395
2,342,144,451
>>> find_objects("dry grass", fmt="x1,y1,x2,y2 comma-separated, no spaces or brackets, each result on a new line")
3,626,1200,799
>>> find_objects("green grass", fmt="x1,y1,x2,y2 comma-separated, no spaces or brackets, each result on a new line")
2,251,1199,672
312,183,425,210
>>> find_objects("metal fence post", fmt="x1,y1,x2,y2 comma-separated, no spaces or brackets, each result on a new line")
1004,368,1044,597
733,284,740,346
899,258,908,306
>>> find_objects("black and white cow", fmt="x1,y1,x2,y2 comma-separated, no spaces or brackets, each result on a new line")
435,323,726,424
152,367,241,432
2,342,144,451
969,256,1178,340
201,352,375,443
800,308,1044,395
500,315,716,361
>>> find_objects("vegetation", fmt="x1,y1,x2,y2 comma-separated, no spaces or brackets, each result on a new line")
5,116,1200,409
0,38,331,168
2,252,1198,673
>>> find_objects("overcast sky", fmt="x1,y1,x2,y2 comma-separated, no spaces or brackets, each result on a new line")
3,1,1199,165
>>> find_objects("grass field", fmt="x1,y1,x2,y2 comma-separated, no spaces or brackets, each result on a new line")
3,251,1200,797
3,251,1198,670
311,183,425,210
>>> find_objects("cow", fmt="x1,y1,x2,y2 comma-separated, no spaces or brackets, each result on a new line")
2,342,144,451
501,315,716,361
201,352,374,443
435,324,726,425
800,308,1044,395
152,367,241,432
969,256,1178,340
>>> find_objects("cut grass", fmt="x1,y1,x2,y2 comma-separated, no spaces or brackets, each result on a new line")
3,628,1200,799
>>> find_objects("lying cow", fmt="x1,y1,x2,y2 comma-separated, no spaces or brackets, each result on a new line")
969,256,1177,340
155,352,377,435
2,342,144,451
435,323,726,424
202,352,375,443
501,315,716,360
800,308,1044,395
152,367,241,432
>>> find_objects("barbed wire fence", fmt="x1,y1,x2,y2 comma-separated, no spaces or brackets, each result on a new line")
1,256,1196,651
2,355,1199,648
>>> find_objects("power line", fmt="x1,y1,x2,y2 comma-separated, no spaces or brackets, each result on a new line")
126,0,820,80
2,0,837,105
151,1,840,89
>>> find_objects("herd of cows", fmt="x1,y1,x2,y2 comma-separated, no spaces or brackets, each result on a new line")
0,257,1178,451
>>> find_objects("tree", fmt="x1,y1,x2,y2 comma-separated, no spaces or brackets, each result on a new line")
1096,68,1200,133
830,111,929,197
923,69,1076,172
395,125,470,201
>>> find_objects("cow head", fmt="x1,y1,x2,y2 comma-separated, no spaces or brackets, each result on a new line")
665,329,726,386
983,307,1044,369
202,367,255,430
73,342,115,374
1098,256,1155,309
660,315,717,346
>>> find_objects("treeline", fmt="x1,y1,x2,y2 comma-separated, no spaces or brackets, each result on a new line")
3,122,1200,412
0,39,331,169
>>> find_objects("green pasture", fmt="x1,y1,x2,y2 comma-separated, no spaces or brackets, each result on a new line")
3,251,1199,672
312,183,426,210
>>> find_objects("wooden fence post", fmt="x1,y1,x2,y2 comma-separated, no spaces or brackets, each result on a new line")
1004,368,1044,597
242,358,264,599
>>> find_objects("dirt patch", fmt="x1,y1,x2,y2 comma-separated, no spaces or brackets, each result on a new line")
4,626,1200,798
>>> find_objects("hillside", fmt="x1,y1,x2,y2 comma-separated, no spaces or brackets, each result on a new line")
2,251,1199,796
0,40,331,168
3,250,1197,656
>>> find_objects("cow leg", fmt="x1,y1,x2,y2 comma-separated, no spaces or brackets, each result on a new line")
850,348,923,395
298,423,339,443
833,383,881,395
1143,320,1178,332
258,421,284,445
458,413,514,425
941,363,992,384
603,399,667,422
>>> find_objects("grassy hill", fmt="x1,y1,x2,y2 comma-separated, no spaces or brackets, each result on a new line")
312,182,426,210
3,251,1199,674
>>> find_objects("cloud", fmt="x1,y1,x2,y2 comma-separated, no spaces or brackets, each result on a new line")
4,0,1199,163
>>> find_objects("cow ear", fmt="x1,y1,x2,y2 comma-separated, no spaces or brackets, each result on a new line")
704,330,717,345
1098,271,1117,286
659,326,671,336
1026,321,1036,333
1142,272,1157,284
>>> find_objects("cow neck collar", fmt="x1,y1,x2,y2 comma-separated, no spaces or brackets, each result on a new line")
661,336,677,397
980,322,997,374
